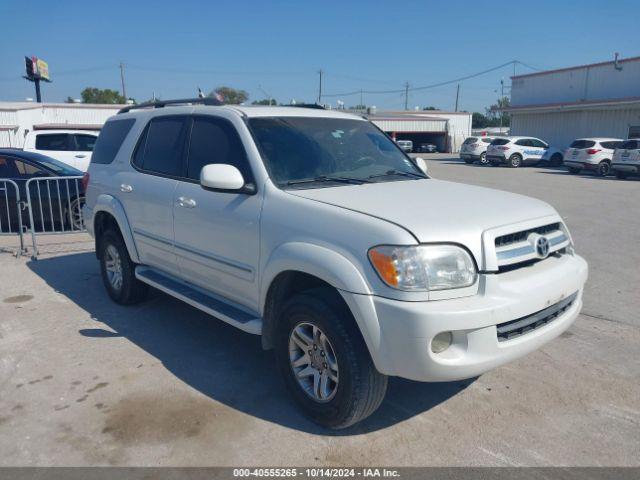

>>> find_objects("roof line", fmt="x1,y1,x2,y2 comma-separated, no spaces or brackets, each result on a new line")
511,55,640,80
504,96,640,111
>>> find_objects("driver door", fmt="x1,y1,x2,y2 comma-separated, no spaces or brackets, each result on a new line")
173,114,262,311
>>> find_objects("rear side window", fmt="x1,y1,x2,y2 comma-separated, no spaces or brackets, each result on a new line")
601,141,621,150
13,159,49,177
91,119,135,164
134,117,188,176
35,134,69,151
0,157,15,177
463,137,478,145
186,117,251,181
619,140,639,150
569,140,595,149
491,138,510,146
530,139,547,148
481,138,493,144
515,139,532,147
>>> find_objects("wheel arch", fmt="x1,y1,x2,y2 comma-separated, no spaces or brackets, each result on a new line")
92,194,140,263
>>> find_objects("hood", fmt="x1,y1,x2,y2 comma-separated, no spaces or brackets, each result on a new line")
288,178,558,267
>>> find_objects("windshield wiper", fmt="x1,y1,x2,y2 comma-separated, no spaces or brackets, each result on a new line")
368,169,426,180
284,175,371,186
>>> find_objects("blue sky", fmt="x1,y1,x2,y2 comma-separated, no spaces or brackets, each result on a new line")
1,0,638,112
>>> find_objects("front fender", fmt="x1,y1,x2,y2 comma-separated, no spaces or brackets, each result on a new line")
261,242,393,371
92,194,140,263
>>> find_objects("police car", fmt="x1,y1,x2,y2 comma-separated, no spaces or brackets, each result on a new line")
486,136,564,168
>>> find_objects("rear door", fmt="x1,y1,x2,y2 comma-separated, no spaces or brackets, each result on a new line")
528,138,548,161
31,133,77,168
172,114,262,309
118,116,189,277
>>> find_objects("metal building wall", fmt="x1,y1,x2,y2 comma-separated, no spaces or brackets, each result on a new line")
511,107,640,147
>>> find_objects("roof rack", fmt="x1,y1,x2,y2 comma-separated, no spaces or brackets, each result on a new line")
117,97,223,114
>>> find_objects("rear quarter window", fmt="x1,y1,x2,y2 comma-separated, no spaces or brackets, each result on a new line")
91,119,136,165
569,140,595,149
463,137,478,145
481,138,493,144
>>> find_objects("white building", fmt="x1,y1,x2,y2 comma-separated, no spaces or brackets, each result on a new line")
0,102,123,148
363,110,472,153
507,55,640,148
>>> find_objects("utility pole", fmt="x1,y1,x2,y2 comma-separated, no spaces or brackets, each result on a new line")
499,78,505,131
404,81,409,110
119,62,127,101
360,89,363,109
454,83,460,112
317,69,323,105
258,84,273,105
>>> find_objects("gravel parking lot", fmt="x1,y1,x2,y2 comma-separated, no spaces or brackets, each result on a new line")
1,154,638,466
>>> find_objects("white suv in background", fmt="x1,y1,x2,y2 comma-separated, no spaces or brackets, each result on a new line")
486,136,564,168
395,139,413,153
611,138,640,179
84,99,587,428
23,129,99,171
564,138,622,176
460,136,496,165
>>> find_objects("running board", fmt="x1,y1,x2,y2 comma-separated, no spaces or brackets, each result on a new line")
135,267,262,335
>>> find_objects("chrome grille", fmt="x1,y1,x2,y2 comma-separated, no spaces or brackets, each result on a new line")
495,223,561,247
494,222,570,270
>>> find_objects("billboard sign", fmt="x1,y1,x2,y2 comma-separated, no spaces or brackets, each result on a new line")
24,56,50,81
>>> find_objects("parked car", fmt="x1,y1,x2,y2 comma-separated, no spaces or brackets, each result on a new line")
563,138,623,176
486,136,564,168
23,129,99,172
85,100,588,429
460,136,496,165
0,148,85,232
611,138,640,179
416,143,438,153
395,139,413,153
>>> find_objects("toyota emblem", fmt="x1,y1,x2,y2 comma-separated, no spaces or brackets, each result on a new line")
536,236,550,258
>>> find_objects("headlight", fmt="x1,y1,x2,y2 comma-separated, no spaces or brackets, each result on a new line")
368,244,477,291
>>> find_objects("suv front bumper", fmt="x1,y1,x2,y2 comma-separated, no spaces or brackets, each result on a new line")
341,253,588,382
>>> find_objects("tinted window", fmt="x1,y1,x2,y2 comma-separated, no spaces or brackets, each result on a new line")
601,141,621,150
187,117,251,181
569,140,595,149
515,139,532,147
481,138,493,144
13,159,49,177
490,138,510,146
0,157,15,177
463,137,478,145
628,126,640,138
139,117,187,176
530,139,548,148
92,119,135,165
36,134,69,151
74,134,98,152
619,140,639,150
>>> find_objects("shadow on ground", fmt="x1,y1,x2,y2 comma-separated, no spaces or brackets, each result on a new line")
28,252,473,435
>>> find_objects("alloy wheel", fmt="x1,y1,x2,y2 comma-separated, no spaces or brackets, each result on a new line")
104,244,123,292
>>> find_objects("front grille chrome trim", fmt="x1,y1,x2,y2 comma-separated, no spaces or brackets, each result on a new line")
494,224,569,268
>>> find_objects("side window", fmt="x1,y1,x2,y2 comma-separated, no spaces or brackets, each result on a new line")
601,141,620,150
481,138,493,144
13,159,49,177
531,139,547,148
0,157,16,177
186,117,251,181
515,139,531,147
137,117,188,176
73,134,98,152
35,134,70,151
92,119,136,165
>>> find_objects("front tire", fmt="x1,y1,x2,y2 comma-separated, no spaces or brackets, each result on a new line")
508,154,522,168
479,152,489,165
98,230,148,305
550,153,563,166
275,290,387,429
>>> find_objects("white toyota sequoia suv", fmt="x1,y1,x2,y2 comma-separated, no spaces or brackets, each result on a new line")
84,99,588,428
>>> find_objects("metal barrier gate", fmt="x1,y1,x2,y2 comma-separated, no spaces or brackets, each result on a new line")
0,179,26,256
25,176,86,259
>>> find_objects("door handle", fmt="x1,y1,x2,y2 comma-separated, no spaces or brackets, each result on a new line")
120,184,133,193
75,154,86,158
177,196,196,208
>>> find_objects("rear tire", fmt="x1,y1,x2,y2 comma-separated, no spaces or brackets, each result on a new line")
275,289,387,429
615,170,628,180
597,161,611,177
98,229,148,305
550,153,563,166
568,167,581,174
479,152,489,165
508,154,522,168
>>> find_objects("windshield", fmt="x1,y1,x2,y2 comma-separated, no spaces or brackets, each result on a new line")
248,117,425,188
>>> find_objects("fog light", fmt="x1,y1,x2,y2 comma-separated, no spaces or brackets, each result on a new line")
431,331,453,353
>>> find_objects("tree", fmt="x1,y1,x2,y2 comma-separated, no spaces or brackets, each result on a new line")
422,106,438,110
486,96,511,126
211,86,248,105
80,87,126,104
251,98,277,106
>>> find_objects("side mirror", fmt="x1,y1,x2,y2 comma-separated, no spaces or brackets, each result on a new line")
415,157,428,174
200,164,248,192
